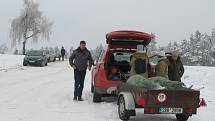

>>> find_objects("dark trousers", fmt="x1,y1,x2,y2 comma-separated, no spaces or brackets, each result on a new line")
74,69,86,98
61,55,65,61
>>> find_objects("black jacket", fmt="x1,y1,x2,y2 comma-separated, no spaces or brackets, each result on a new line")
168,57,184,81
69,47,94,71
61,48,66,55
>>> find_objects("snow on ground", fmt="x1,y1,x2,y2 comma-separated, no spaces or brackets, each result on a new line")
0,54,24,72
0,54,214,121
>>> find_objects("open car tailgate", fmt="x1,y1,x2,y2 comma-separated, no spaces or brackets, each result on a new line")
106,30,152,49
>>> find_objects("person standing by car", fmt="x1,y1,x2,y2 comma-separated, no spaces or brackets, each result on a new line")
69,41,94,101
130,45,148,78
155,51,169,79
168,50,184,81
61,46,66,61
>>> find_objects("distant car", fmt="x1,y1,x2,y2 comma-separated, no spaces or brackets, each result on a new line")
43,50,56,62
23,50,48,67
55,52,61,61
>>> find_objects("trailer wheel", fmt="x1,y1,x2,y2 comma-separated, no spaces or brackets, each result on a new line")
23,63,27,66
118,96,130,121
176,114,189,121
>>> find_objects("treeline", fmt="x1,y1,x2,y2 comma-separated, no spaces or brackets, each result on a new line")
2,29,215,67
90,44,105,62
163,30,215,66
91,29,215,67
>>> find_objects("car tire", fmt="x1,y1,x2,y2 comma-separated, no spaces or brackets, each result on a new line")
53,58,56,62
23,62,27,66
118,96,130,121
45,62,48,66
93,89,102,103
41,61,45,67
176,114,189,121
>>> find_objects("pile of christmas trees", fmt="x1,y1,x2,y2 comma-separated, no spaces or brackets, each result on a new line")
127,75,189,90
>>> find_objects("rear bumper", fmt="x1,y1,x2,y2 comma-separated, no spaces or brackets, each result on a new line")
94,86,118,96
135,106,197,115
24,60,44,66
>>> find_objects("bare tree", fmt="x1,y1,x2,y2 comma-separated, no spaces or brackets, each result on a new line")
10,0,53,55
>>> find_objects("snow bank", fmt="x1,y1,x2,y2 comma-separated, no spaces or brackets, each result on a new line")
0,54,24,71
182,66,215,121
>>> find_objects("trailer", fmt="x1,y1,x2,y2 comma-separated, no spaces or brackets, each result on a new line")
117,82,205,121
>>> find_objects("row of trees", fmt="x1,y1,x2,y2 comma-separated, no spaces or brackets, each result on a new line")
90,30,215,67
90,44,104,62
6,0,215,66
162,30,215,66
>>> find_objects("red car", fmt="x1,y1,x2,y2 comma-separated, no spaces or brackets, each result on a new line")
91,30,153,102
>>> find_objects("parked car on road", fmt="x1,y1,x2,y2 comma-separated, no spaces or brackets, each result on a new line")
43,50,56,62
55,52,61,61
23,50,48,67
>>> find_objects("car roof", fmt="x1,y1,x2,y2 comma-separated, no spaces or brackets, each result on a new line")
28,50,43,52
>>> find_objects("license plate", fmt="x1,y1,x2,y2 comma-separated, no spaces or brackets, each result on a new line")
159,108,183,114
29,60,35,63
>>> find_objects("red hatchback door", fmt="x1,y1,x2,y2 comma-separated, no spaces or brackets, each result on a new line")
92,30,152,102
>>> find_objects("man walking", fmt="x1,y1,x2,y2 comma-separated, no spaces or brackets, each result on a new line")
61,46,66,61
69,41,94,101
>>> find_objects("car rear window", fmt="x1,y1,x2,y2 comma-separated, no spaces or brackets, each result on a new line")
114,52,132,62
27,51,43,56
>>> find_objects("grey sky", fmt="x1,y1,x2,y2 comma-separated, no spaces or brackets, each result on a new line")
0,0,215,50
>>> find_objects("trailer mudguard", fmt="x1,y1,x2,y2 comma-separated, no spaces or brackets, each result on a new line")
118,92,135,110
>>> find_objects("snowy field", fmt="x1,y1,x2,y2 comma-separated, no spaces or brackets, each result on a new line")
0,54,214,121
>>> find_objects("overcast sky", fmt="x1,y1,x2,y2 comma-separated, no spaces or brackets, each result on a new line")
0,0,215,50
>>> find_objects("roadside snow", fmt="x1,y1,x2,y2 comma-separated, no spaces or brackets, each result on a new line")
182,66,215,121
0,54,24,72
0,54,214,121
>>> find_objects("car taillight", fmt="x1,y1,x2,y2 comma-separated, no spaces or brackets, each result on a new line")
138,98,146,106
199,98,207,107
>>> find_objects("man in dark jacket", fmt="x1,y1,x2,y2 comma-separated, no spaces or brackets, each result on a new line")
61,46,66,61
168,51,184,81
69,41,94,101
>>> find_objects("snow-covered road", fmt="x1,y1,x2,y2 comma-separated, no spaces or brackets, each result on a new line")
0,54,214,121
0,58,120,121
